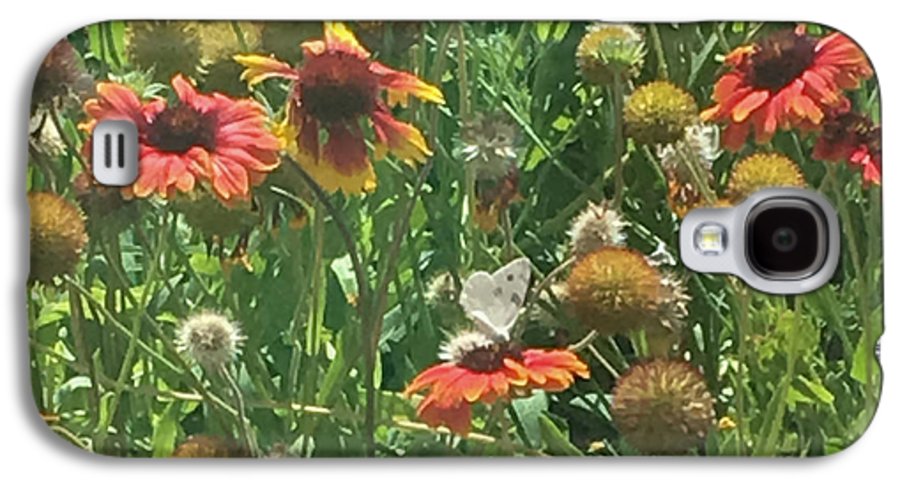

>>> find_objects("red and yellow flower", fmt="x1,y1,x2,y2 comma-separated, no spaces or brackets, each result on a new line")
813,110,881,185
81,75,280,202
235,22,444,194
701,26,873,150
404,331,589,435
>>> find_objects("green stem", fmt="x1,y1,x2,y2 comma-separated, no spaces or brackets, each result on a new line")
610,75,627,208
298,205,326,456
220,365,259,457
825,166,876,415
649,24,669,80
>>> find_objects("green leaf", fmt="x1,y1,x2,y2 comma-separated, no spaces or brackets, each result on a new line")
189,253,221,276
851,336,877,384
797,375,834,404
511,391,548,448
535,22,552,42
538,415,582,456
151,403,180,457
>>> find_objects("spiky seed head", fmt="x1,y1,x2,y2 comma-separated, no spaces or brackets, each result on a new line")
624,81,698,146
612,359,715,454
566,247,662,336
28,192,88,284
177,311,244,371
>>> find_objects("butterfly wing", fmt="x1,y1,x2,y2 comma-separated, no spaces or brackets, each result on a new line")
459,258,532,338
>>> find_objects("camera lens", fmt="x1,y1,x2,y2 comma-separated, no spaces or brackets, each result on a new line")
771,227,798,252
746,199,827,277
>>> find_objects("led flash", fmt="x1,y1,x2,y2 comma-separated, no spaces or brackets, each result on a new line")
695,224,726,255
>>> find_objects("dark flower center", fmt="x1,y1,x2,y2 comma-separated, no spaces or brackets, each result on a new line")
297,52,378,124
459,340,522,372
147,104,217,153
824,112,881,154
747,31,817,91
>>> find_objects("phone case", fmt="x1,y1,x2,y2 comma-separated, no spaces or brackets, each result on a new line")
27,20,882,457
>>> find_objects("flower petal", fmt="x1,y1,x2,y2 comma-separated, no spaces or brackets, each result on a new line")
233,54,298,87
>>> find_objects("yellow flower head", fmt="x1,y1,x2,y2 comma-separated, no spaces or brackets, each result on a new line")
625,81,698,146
728,153,805,203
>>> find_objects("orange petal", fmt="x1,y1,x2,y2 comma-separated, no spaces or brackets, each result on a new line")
731,90,769,123
370,62,445,106
323,22,370,58
371,110,431,166
233,54,297,87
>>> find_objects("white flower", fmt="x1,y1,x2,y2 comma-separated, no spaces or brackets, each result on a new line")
177,311,244,371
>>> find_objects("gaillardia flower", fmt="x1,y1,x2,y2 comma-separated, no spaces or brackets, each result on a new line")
813,111,881,185
624,81,698,146
566,247,662,336
568,201,626,258
235,22,444,194
727,153,805,203
81,74,280,202
405,330,589,435
701,26,873,150
612,359,715,454
576,23,645,86
177,311,244,372
28,192,88,284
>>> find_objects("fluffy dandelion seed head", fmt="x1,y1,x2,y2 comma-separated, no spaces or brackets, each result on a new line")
461,112,519,180
625,81,698,146
173,189,259,238
177,311,244,371
28,192,88,284
727,153,805,203
566,247,662,336
569,201,627,258
438,330,521,372
576,23,646,85
126,21,202,82
612,359,715,454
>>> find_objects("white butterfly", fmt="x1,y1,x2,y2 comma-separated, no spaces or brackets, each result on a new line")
459,257,532,341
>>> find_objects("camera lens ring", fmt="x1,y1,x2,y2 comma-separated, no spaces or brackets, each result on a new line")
745,198,828,279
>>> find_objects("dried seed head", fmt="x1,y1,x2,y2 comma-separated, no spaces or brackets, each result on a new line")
569,201,627,257
612,359,715,454
576,24,646,85
28,192,88,284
